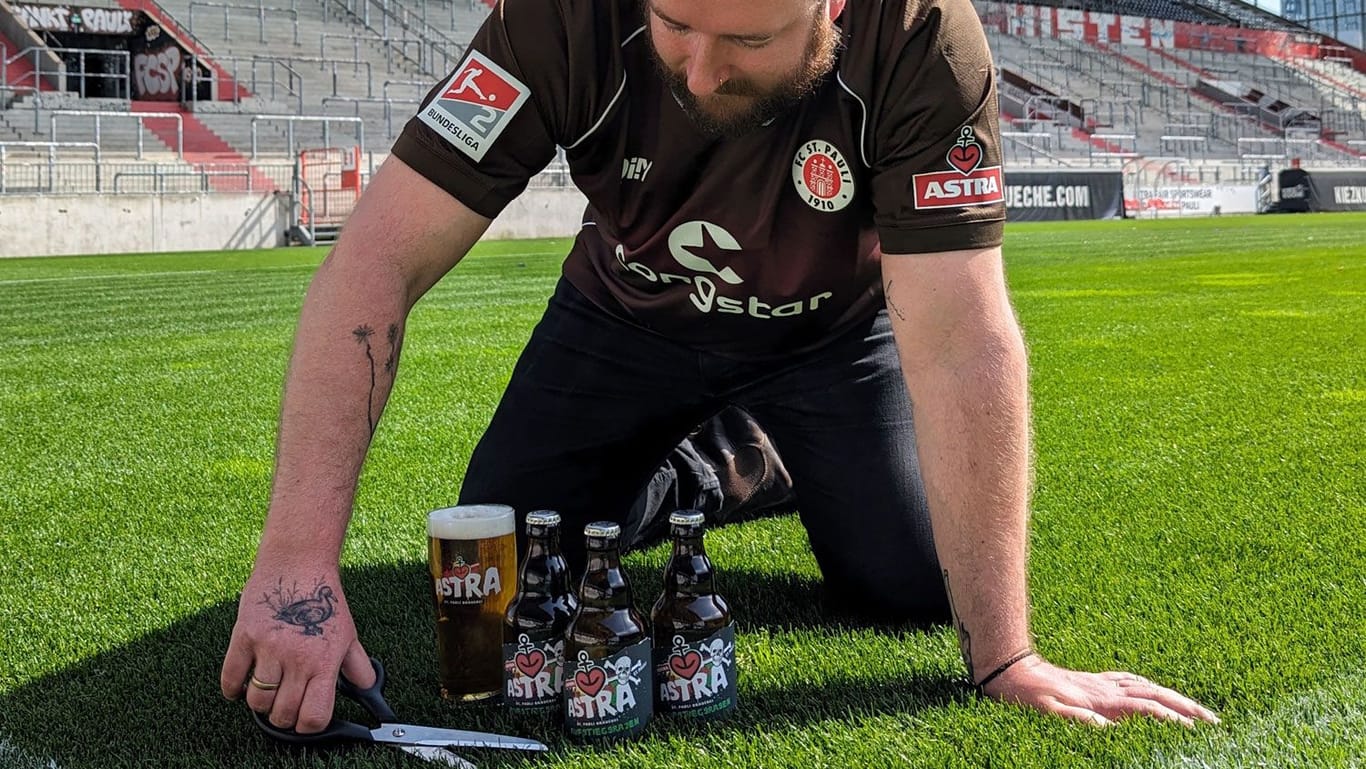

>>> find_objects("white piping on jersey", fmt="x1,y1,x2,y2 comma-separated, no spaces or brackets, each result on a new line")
836,71,871,169
564,24,648,151
622,24,647,46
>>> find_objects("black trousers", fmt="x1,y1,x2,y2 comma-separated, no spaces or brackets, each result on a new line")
459,279,949,622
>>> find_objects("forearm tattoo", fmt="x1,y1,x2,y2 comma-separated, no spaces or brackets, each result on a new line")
884,281,907,322
942,569,974,677
262,579,338,637
351,323,403,437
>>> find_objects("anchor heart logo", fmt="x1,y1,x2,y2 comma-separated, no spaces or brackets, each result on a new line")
515,649,545,678
668,650,703,680
575,667,606,697
947,143,982,176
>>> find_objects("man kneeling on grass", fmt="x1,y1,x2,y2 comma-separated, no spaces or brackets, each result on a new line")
220,0,1219,734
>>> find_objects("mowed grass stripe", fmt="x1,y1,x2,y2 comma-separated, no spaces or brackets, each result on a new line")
0,217,1362,768
1137,669,1366,768
0,736,64,769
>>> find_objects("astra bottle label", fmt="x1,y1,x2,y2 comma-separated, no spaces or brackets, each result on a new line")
563,639,653,740
502,630,565,710
654,625,736,719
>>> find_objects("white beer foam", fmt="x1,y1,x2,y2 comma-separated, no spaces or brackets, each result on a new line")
427,504,515,540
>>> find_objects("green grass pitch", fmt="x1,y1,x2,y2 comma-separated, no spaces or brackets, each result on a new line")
0,213,1362,768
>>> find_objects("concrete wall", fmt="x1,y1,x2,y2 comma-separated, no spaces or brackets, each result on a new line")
485,188,588,241
0,192,288,256
0,187,588,258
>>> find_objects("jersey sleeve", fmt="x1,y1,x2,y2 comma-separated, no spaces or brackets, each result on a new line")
868,0,1006,254
390,0,605,218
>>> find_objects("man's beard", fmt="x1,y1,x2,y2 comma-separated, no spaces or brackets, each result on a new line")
650,10,841,138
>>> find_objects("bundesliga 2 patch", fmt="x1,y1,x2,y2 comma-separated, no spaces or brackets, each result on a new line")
418,50,530,162
912,126,1004,210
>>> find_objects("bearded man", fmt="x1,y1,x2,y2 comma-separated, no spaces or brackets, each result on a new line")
222,0,1218,733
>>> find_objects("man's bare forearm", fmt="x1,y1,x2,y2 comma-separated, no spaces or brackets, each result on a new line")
902,328,1032,680
257,254,409,566
883,254,1032,680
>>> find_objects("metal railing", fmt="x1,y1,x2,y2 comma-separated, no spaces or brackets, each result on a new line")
319,32,429,75
323,0,463,76
2,47,128,99
1236,137,1286,159
187,53,304,108
0,141,101,192
250,114,364,159
1088,133,1140,162
51,110,184,159
0,160,296,194
229,54,376,98
1000,131,1071,167
318,94,419,139
188,0,300,45
113,167,253,192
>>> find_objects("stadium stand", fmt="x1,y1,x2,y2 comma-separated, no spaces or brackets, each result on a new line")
1,0,1363,244
1008,0,1227,25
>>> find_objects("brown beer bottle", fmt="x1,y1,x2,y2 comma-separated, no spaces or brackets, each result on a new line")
563,521,652,741
650,510,737,720
503,510,577,712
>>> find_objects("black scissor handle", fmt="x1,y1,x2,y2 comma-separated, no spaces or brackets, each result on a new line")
251,656,393,746
338,656,397,723
252,708,373,746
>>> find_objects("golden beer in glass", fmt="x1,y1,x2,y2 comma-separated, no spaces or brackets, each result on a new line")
428,504,518,701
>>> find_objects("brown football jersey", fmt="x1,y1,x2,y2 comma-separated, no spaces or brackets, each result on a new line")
393,0,1004,356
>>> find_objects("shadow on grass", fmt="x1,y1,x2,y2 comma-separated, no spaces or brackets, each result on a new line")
0,563,964,769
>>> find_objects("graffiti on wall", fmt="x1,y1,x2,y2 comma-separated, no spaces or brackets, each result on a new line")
133,44,182,99
15,4,135,34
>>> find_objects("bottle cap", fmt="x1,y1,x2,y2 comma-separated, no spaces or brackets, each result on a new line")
669,510,706,526
526,510,561,528
583,521,621,538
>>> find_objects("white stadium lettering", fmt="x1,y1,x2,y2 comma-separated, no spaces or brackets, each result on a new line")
1334,186,1366,205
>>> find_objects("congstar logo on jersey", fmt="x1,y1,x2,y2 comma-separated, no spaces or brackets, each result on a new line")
613,221,834,320
418,51,530,162
912,126,1004,210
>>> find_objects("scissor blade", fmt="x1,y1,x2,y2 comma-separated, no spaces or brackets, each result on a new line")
371,724,549,752
399,745,477,768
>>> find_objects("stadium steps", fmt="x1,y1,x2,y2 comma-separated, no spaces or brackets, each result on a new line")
139,0,418,148
1166,47,1366,146
1087,40,1282,137
1319,137,1366,159
1150,47,1213,79
131,101,280,190
1293,61,1366,100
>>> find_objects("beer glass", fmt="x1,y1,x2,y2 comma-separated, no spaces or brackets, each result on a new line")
428,504,518,701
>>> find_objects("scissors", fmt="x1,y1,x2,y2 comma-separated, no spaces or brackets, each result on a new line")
252,657,548,766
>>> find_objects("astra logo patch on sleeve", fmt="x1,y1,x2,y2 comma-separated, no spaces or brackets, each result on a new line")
912,126,1004,209
418,50,531,162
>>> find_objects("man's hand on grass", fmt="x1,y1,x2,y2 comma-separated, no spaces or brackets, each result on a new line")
981,654,1221,727
219,569,375,734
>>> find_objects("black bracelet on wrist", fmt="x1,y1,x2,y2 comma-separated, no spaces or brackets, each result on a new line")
974,648,1035,692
